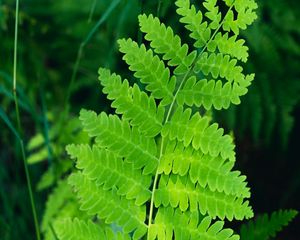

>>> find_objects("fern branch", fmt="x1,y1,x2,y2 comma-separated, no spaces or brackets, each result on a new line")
55,218,132,240
139,14,197,75
99,67,165,137
149,207,240,239
118,38,176,106
222,0,258,34
67,144,152,205
79,109,158,174
177,74,254,110
69,173,147,239
155,175,253,220
208,33,249,62
158,140,250,198
194,52,244,83
162,106,235,161
175,0,212,48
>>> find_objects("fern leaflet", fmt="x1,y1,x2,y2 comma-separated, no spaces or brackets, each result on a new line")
54,218,132,240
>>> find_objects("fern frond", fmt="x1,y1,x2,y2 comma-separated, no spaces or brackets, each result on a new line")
203,0,222,30
69,173,147,239
79,109,158,174
175,0,249,62
223,0,258,35
177,74,254,110
175,0,211,48
155,175,253,220
194,53,244,83
174,0,256,111
66,144,152,205
162,106,235,161
54,218,132,240
138,14,197,75
208,33,249,62
240,209,298,240
99,68,164,137
149,207,239,240
118,39,176,106
158,141,250,198
58,0,258,238
193,52,255,108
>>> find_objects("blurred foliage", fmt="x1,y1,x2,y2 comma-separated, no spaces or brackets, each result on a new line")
0,0,299,239
216,0,300,149
240,209,298,240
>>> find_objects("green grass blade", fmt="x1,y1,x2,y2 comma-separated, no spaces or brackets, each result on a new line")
65,0,122,111
0,107,20,140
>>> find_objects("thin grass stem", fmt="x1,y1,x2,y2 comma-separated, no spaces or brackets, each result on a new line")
88,0,97,23
63,0,121,119
12,0,41,239
157,0,163,17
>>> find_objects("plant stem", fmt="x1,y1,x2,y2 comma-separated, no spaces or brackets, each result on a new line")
146,2,235,238
63,0,121,119
157,0,163,17
20,139,41,240
13,0,41,239
13,0,21,133
49,223,59,240
88,0,97,23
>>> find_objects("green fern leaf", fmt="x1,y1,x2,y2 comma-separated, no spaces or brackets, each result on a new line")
203,0,222,30
223,0,258,35
149,207,240,240
177,71,254,110
79,109,158,174
99,68,164,137
158,141,250,198
66,144,152,205
68,173,148,239
208,33,249,62
175,0,256,111
240,209,298,240
175,0,211,48
118,39,176,106
54,218,132,240
175,0,249,62
138,14,197,75
194,52,244,83
155,175,253,220
162,106,235,161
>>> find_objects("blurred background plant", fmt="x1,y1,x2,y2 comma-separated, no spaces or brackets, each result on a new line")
0,0,299,239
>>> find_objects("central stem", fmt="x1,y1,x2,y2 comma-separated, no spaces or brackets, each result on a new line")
146,67,193,239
